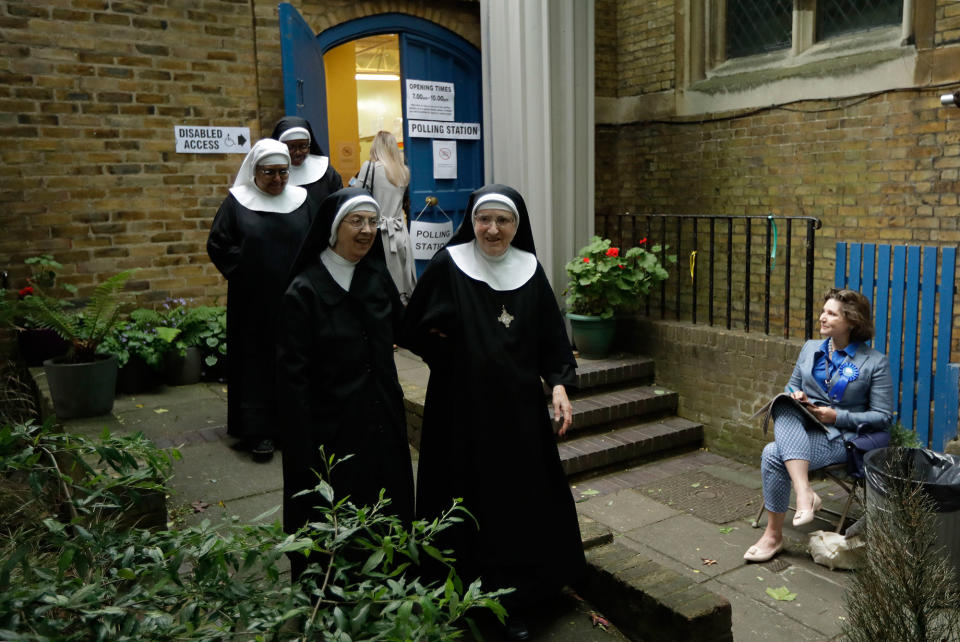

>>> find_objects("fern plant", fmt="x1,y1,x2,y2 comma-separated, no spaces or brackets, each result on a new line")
22,270,136,363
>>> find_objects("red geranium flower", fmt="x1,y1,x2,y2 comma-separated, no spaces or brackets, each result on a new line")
638,237,648,245
605,247,619,257
618,264,624,269
582,257,590,263
18,286,34,299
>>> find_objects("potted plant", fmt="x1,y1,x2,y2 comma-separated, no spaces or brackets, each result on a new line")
99,309,171,394
563,236,674,358
195,305,227,382
8,255,73,366
155,300,219,386
23,269,136,418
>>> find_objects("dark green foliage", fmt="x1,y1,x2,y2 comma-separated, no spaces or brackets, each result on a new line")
843,450,960,642
0,423,506,640
888,422,923,449
21,270,136,363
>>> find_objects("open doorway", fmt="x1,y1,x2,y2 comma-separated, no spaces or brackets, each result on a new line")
324,34,404,182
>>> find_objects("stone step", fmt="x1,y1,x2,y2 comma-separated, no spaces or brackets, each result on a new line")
558,385,680,434
559,417,703,476
574,355,655,390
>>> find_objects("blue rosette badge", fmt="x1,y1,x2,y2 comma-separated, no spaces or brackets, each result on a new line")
829,361,860,402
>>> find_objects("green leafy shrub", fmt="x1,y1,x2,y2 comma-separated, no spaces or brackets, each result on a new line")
0,424,505,640
888,422,923,449
156,300,223,360
564,236,676,319
20,270,136,363
98,309,171,370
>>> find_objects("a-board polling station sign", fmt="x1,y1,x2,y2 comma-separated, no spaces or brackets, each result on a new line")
174,126,251,154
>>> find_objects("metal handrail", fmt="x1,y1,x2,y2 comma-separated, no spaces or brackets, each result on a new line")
595,213,823,339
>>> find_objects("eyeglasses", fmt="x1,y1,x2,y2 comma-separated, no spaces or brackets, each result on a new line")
344,215,381,230
256,167,289,178
285,142,310,153
474,214,516,228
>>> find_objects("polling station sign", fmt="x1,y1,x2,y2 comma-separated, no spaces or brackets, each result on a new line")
407,120,481,140
174,126,251,154
410,219,454,261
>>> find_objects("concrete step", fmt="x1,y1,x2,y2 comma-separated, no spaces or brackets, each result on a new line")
559,417,703,476
559,385,679,434
574,355,655,390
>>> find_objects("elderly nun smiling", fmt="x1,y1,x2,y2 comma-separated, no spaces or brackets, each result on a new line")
207,138,315,462
400,184,584,641
277,187,413,583
270,115,343,207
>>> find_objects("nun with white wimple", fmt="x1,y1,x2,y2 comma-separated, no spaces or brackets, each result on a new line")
278,187,413,582
399,184,584,639
207,138,315,462
270,116,342,207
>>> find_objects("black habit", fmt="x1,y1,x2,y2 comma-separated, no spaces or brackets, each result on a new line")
207,193,313,441
278,188,414,553
270,116,343,207
399,184,585,611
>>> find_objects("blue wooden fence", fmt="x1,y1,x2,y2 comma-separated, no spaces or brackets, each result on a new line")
835,243,959,451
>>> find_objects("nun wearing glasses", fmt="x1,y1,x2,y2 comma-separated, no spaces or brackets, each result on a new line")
278,187,414,582
207,138,315,462
400,185,584,640
270,116,343,207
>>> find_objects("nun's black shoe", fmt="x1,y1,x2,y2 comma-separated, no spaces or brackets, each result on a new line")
503,617,530,641
251,439,275,462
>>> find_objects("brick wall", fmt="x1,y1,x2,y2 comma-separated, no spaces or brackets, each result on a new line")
937,0,960,45
632,318,801,463
617,0,674,96
0,0,478,304
0,0,262,302
594,0,617,98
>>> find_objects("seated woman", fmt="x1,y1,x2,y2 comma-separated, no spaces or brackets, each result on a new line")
744,288,894,562
277,187,414,582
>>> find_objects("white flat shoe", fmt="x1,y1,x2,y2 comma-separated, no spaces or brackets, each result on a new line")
792,492,822,527
743,541,784,563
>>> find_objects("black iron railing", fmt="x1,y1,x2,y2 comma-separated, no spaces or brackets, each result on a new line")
595,213,823,339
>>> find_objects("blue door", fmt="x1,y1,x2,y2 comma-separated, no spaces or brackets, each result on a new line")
278,4,330,153
278,6,483,276
399,32,482,273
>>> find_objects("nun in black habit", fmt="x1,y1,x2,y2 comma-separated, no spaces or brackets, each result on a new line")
270,116,343,207
207,139,314,461
399,184,584,638
278,187,414,581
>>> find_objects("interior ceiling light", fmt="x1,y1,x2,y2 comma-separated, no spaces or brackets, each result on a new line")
355,73,400,81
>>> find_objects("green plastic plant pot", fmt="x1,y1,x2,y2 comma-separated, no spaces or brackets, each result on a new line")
566,313,616,359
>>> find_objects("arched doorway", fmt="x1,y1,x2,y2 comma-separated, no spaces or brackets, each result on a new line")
279,6,483,273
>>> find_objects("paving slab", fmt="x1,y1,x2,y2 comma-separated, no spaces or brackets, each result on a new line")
576,487,681,533
714,562,851,639
620,513,763,581
176,489,284,530
112,383,225,413
700,578,829,642
167,439,283,506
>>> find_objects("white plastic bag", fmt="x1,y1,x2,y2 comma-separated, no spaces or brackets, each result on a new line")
808,530,865,570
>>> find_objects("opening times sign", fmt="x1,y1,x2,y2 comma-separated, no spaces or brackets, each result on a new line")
405,79,454,121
